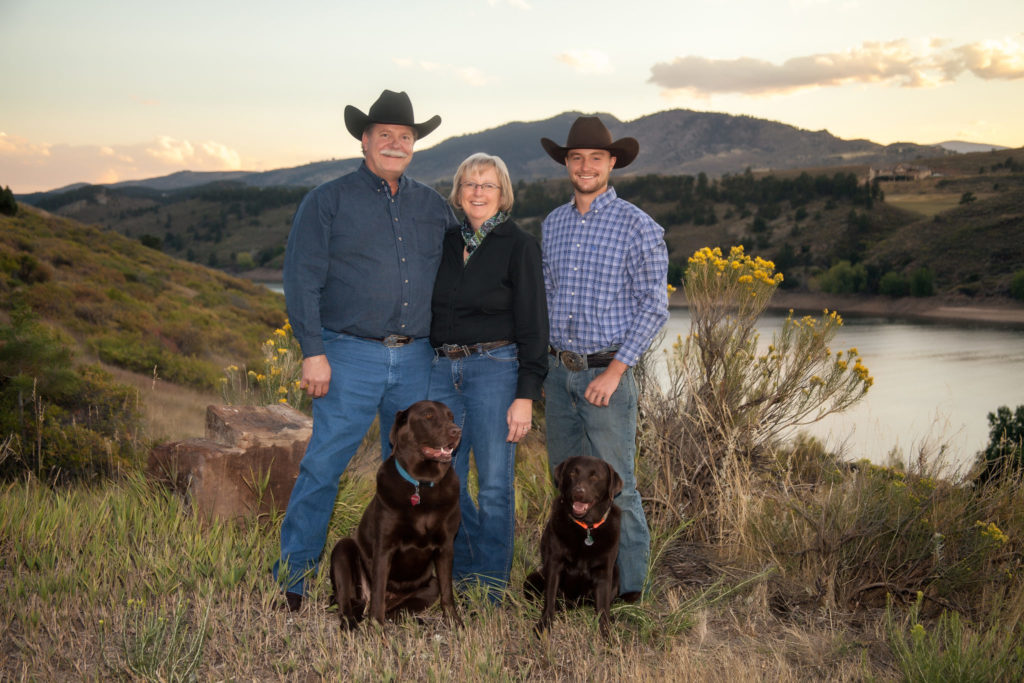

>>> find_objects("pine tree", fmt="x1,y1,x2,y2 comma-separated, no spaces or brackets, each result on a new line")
0,185,17,216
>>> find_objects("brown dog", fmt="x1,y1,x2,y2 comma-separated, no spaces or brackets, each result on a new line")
525,455,624,637
329,400,463,628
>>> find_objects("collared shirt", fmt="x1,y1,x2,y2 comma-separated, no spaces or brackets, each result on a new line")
284,162,457,358
542,186,669,367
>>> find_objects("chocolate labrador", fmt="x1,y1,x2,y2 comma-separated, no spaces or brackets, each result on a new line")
329,400,463,628
525,455,624,637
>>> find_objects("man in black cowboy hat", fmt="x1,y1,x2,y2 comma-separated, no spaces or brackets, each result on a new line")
539,116,669,603
274,90,457,610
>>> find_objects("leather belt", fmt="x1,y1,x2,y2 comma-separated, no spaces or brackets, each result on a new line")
358,334,414,348
549,346,618,372
436,340,512,360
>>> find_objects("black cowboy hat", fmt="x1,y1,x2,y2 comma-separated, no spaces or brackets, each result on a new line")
344,90,442,140
540,116,639,168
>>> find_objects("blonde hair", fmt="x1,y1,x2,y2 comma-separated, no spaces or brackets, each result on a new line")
449,153,514,213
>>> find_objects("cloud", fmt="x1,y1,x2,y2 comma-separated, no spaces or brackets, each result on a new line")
393,58,495,87
0,133,244,193
556,50,612,75
649,35,1024,96
146,136,242,169
947,37,1024,80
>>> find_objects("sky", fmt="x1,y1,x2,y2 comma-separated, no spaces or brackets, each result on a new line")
2,0,1023,193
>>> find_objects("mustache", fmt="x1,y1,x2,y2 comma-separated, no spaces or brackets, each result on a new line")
380,149,409,159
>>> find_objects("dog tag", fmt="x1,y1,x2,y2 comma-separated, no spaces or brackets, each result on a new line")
410,492,421,506
584,532,594,546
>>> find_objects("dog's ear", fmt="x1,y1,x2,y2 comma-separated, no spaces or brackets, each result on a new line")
389,408,408,447
606,462,624,499
552,460,568,490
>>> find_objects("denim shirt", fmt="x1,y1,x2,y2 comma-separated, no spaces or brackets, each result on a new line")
283,162,457,358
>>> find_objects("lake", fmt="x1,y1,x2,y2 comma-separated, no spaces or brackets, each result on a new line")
656,309,1024,472
264,280,1022,471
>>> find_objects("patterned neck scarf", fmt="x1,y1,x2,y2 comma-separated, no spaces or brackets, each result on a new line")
460,211,508,262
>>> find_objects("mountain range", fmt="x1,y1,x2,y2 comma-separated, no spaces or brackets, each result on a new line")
22,109,990,200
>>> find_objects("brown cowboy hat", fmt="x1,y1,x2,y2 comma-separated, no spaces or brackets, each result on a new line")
540,116,639,168
344,90,442,140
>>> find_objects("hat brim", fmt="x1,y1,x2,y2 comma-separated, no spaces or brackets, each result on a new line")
344,106,442,140
540,137,639,168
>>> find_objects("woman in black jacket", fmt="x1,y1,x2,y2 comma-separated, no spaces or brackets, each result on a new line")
427,152,548,600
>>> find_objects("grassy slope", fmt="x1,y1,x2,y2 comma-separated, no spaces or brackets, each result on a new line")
0,205,287,389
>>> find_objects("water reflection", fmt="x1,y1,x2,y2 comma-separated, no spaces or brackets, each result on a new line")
655,310,1024,471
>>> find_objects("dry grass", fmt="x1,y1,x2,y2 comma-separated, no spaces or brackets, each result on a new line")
101,364,219,441
883,193,964,218
0,454,885,682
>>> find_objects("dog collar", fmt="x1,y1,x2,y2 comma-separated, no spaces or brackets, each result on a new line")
394,457,433,506
571,508,610,546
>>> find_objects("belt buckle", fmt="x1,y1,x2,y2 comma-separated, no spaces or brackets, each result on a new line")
441,343,468,359
382,334,410,348
559,350,587,372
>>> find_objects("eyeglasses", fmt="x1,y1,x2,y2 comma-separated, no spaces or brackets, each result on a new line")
460,182,500,192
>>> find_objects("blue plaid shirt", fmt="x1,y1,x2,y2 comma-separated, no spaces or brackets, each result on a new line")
542,187,669,367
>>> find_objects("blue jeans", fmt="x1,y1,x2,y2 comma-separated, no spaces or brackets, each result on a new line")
273,331,434,595
427,344,519,596
543,355,650,595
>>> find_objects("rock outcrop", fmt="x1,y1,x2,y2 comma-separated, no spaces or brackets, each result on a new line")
149,404,311,521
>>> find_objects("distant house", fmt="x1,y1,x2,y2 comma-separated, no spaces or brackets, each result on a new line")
869,164,933,181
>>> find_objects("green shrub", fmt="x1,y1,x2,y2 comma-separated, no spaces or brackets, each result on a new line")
876,270,909,296
89,333,220,390
976,405,1024,484
886,592,1024,681
1010,270,1024,301
641,246,872,536
818,260,867,294
0,185,16,216
0,310,142,481
910,267,935,297
879,271,910,297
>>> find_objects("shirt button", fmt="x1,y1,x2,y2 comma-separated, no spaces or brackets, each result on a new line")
394,217,398,221
403,302,408,306
398,236,403,241
401,258,406,262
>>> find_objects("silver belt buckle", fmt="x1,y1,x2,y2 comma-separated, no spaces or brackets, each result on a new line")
441,343,468,359
559,350,587,372
382,334,410,347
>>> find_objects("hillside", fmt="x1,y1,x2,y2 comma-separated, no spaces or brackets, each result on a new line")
13,147,1024,301
0,205,286,389
18,108,951,201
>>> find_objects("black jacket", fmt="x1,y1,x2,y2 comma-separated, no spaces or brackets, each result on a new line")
430,219,549,399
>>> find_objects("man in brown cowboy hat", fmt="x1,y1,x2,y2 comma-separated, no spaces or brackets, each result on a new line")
274,90,457,610
539,116,669,603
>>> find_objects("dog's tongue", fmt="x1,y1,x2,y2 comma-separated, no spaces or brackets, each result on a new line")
572,501,590,516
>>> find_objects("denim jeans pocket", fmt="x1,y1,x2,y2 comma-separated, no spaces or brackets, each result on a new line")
483,344,518,362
